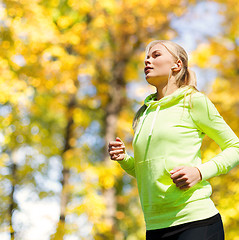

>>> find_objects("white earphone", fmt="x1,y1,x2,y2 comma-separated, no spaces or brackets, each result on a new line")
171,64,178,69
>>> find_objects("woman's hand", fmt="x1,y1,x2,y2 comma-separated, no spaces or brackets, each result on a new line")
108,137,126,161
170,166,202,190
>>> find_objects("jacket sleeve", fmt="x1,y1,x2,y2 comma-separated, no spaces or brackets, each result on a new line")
118,151,136,178
190,93,239,181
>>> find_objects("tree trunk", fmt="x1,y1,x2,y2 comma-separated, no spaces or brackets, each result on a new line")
52,94,76,239
101,61,127,238
9,158,17,240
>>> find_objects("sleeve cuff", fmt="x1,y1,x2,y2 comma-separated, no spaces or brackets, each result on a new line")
118,151,133,168
196,160,219,181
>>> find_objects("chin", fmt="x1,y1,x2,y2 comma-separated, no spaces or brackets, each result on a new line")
145,74,155,80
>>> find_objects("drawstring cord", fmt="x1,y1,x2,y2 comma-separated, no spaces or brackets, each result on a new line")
134,103,161,146
143,103,161,160
149,104,161,136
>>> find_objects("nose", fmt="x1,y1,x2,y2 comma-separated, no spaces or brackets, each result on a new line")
145,58,151,66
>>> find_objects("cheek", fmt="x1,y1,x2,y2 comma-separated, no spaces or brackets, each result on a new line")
155,57,172,67
155,60,172,72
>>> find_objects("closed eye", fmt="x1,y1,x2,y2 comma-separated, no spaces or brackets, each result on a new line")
146,51,162,59
152,51,161,57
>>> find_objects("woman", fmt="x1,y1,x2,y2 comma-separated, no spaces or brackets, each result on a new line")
108,40,239,239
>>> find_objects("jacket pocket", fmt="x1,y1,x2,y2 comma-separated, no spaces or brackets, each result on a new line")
136,157,195,212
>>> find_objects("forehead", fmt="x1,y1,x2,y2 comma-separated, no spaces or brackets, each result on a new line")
148,43,169,55
149,43,166,52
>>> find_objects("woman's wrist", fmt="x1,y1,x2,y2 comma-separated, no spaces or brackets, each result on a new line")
195,167,202,181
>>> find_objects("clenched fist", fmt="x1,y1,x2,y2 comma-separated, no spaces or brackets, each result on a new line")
108,137,126,161
170,166,202,190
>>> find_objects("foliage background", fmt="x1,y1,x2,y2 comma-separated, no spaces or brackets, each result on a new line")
0,0,239,239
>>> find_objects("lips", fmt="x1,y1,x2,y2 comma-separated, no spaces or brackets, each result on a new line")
144,66,153,74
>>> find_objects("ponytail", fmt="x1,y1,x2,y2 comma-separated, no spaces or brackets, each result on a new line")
186,69,198,90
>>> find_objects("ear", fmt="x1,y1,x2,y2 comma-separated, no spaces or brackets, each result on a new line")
172,59,183,72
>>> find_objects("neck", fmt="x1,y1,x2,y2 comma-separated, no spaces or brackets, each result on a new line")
156,79,179,101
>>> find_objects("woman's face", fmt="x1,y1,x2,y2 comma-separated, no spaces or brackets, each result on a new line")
144,43,176,86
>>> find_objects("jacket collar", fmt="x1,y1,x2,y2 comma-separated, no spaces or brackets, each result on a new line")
144,85,196,107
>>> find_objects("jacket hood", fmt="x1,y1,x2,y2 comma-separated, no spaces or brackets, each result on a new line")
144,85,196,108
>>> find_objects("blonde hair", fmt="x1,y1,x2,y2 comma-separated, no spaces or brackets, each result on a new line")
145,40,197,88
132,40,199,132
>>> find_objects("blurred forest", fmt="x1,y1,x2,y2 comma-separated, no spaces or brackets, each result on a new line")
0,0,239,239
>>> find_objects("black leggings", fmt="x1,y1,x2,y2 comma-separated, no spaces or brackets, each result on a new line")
146,220,225,240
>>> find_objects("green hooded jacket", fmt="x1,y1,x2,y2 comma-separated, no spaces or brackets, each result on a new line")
118,85,239,230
